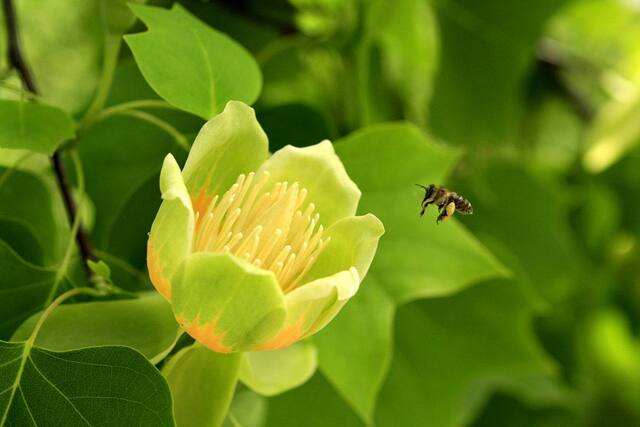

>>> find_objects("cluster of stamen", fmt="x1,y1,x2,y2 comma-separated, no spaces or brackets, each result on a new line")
192,172,329,293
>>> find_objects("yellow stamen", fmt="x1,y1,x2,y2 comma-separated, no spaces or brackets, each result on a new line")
193,172,328,292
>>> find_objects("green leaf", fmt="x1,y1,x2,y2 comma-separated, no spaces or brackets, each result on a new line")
375,280,556,427
429,0,570,146
0,239,69,339
10,293,180,364
101,0,146,35
359,0,439,125
0,166,62,264
87,259,111,282
163,344,241,427
125,4,262,119
0,340,174,425
0,216,44,265
239,341,318,396
1,0,103,113
265,373,364,427
312,123,508,422
335,123,508,302
0,100,74,155
314,277,394,424
454,161,584,303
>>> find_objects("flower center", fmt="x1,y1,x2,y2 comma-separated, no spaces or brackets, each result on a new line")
192,171,329,293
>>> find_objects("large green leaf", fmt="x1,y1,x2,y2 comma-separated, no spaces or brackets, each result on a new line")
0,240,69,339
0,166,64,264
0,217,44,266
265,373,363,427
313,276,393,423
163,344,240,427
0,100,74,155
11,293,180,364
125,4,262,119
0,340,174,425
453,161,584,303
429,0,570,146
375,280,556,427
313,123,508,422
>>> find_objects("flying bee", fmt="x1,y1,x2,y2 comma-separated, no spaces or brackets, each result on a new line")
416,184,473,223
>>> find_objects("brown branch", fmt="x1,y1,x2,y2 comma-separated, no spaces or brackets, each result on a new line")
3,0,97,270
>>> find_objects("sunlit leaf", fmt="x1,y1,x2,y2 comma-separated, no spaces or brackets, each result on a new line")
583,92,640,173
125,4,262,119
0,340,174,425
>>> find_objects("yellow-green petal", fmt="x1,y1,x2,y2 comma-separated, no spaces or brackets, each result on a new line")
182,101,269,205
171,252,287,352
258,268,360,349
256,140,361,227
148,154,194,300
239,341,318,396
304,213,384,284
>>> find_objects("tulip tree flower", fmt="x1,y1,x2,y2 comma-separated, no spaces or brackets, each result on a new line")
147,101,384,353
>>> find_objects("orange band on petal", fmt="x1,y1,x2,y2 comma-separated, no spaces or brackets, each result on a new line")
177,315,233,353
256,317,305,350
147,240,173,300
191,188,212,220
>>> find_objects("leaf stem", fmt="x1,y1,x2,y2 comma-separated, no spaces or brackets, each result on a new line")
0,80,40,100
28,287,103,347
79,33,122,127
97,99,179,118
110,109,191,152
45,150,88,305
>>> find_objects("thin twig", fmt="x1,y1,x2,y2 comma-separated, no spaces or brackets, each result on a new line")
2,0,97,275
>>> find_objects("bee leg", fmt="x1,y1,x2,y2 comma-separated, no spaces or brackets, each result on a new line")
436,202,456,224
420,201,432,216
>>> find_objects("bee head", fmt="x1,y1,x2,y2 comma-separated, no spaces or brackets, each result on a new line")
425,184,437,200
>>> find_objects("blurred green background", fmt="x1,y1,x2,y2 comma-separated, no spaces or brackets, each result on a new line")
2,0,640,426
